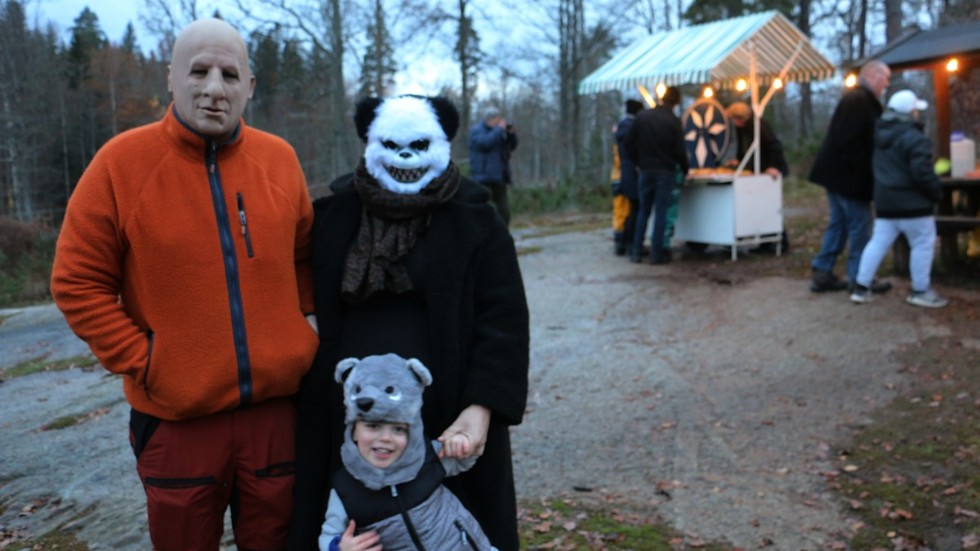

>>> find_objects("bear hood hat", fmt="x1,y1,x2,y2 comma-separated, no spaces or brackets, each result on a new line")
335,353,433,489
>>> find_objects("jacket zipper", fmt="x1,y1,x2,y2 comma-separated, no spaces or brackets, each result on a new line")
453,520,480,550
236,192,254,258
206,142,253,406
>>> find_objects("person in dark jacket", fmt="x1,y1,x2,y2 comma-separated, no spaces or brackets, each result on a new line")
726,101,791,253
625,86,689,264
468,107,519,226
850,90,948,308
289,95,529,551
613,98,645,256
808,60,893,293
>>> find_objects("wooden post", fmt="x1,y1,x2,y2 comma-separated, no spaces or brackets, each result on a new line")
932,62,950,160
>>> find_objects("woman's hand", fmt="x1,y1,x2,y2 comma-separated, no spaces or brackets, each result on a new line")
437,404,491,459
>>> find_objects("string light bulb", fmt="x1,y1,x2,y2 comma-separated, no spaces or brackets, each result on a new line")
946,57,959,72
844,73,858,88
703,86,714,99
735,79,748,91
772,78,783,90
655,83,667,99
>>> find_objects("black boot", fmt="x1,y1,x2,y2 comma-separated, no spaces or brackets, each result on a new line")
810,270,848,293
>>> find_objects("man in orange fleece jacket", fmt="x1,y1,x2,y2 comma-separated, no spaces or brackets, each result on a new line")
50,18,319,551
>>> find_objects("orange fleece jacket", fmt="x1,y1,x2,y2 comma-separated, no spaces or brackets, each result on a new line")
51,105,318,421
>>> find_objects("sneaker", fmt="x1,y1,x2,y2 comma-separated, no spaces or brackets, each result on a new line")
905,289,949,308
849,279,892,294
810,270,848,293
850,284,873,304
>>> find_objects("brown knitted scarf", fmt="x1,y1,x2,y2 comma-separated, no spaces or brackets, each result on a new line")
341,159,460,303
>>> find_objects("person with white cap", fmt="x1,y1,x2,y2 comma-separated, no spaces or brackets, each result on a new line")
850,89,948,308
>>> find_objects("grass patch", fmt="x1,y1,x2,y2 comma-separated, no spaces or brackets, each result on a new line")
519,497,730,550
1,355,99,379
828,330,980,549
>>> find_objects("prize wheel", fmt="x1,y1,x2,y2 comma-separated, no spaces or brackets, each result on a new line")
682,98,730,169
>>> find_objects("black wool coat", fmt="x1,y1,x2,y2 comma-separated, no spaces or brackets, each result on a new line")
808,85,883,202
288,175,530,551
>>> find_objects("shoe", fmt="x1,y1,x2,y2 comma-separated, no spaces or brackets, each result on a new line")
629,253,642,264
905,289,949,308
849,284,873,304
849,279,892,294
614,244,627,256
810,270,848,293
650,256,671,265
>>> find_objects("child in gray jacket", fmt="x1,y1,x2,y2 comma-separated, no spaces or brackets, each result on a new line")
318,354,496,551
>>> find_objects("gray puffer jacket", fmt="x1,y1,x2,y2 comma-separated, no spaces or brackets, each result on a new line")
872,110,943,219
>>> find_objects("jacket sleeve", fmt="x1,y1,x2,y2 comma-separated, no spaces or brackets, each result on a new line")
292,157,315,315
830,92,877,166
907,131,943,203
50,155,149,377
760,121,790,176
318,490,347,551
672,118,690,174
469,125,507,152
290,346,339,551
462,219,530,426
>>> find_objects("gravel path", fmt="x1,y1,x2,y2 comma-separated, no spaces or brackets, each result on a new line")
2,226,977,550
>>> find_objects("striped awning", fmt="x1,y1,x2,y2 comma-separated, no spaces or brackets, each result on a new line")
578,11,836,95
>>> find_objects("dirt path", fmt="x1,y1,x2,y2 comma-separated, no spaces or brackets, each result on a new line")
1,225,977,550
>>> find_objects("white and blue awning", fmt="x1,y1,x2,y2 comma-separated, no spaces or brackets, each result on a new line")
578,11,836,95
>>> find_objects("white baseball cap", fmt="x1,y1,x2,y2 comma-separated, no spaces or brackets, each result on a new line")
887,90,928,114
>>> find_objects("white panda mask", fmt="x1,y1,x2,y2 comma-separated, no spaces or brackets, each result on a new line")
359,96,455,195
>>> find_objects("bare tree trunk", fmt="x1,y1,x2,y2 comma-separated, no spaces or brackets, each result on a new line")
328,0,349,176
857,0,868,59
884,0,903,42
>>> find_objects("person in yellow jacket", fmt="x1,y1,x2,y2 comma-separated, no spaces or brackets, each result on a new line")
50,18,318,551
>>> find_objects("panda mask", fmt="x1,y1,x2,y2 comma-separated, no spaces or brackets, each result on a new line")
354,95,460,195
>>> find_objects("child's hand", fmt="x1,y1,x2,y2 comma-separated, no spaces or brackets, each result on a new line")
339,520,382,551
440,432,472,459
437,404,490,459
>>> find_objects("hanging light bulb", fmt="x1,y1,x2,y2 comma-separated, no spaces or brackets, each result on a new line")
844,73,858,88
946,57,959,72
772,78,783,90
703,86,714,99
735,79,748,92
655,83,667,99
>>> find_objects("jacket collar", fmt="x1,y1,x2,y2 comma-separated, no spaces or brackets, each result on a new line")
164,103,244,155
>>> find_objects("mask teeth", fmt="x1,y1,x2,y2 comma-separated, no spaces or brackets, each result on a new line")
386,166,424,183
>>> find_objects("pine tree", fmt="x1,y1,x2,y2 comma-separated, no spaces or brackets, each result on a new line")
358,0,397,98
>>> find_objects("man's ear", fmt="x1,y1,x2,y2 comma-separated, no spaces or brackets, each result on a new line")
335,358,360,383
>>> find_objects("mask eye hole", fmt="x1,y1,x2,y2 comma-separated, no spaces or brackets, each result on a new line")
409,140,429,151
382,140,399,150
385,386,395,394
353,385,362,393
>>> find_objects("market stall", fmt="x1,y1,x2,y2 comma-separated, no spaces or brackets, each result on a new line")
579,11,836,260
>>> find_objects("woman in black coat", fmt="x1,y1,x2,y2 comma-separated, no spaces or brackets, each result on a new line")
289,95,530,551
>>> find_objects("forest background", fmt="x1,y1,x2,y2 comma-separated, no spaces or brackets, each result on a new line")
0,0,978,305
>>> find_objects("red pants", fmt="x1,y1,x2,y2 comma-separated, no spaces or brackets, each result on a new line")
130,399,296,551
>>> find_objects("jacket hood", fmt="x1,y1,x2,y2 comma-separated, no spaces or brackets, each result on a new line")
876,111,920,150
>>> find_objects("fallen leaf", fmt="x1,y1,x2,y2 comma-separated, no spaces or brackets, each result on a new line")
532,522,552,533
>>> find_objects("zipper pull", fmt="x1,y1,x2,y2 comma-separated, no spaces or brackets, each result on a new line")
236,193,248,236
236,192,254,258
390,485,399,497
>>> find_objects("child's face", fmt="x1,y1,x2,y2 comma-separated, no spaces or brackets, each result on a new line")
353,421,409,468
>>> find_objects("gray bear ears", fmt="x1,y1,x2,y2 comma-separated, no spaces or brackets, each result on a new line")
334,355,434,387
335,357,360,383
